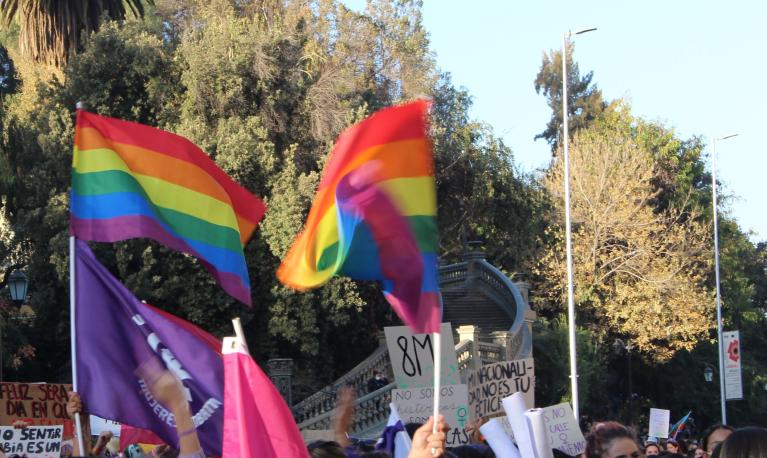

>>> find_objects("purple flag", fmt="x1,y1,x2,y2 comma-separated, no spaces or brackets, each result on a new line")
74,239,224,456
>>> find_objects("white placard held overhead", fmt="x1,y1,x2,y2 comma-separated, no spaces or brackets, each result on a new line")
648,408,670,439
385,323,460,388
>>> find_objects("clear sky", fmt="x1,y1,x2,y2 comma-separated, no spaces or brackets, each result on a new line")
345,0,767,241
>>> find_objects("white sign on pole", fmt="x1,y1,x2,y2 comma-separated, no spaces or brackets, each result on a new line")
648,408,670,439
467,358,535,419
385,323,460,388
0,425,63,458
392,384,470,447
723,330,743,400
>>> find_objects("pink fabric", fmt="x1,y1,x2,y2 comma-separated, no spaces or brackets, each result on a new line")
222,351,309,458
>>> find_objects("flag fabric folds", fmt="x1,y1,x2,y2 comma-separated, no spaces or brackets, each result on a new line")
74,240,224,456
222,337,309,458
671,411,692,439
71,110,266,305
375,403,411,458
277,100,441,333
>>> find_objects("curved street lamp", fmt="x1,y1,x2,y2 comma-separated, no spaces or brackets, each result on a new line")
0,266,30,382
562,26,597,420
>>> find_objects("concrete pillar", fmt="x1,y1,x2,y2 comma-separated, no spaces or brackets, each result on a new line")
267,358,294,406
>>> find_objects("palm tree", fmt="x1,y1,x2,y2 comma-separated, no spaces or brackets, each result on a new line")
0,0,153,67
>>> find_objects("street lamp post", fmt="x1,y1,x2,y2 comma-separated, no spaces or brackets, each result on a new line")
562,26,596,420
0,267,29,382
711,133,738,425
704,364,714,383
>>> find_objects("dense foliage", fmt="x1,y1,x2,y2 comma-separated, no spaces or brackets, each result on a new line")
0,0,763,429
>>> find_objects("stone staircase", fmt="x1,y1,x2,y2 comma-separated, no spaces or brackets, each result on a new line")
293,323,533,439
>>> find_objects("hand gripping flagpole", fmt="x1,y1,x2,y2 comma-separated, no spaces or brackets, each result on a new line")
70,102,86,454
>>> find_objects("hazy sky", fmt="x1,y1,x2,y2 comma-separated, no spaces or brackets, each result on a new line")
345,0,766,241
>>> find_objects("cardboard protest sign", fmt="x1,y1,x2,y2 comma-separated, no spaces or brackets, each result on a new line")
0,425,63,457
540,403,586,456
467,359,534,419
648,408,670,439
392,384,470,447
0,383,73,438
385,323,460,388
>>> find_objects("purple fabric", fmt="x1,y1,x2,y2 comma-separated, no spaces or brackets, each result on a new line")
74,239,224,456
375,420,405,453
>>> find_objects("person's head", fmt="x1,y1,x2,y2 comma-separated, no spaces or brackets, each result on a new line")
666,438,680,453
703,425,735,456
374,371,383,380
695,447,707,458
585,421,641,458
123,444,149,458
717,427,767,458
307,440,346,458
645,442,661,455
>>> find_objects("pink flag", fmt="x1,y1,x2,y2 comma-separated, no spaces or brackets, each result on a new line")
222,338,309,458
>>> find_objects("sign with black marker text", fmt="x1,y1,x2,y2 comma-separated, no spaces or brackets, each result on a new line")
0,425,63,457
467,359,535,419
384,323,460,389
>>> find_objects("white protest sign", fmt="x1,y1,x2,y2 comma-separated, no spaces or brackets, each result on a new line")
467,358,535,419
392,384,470,447
385,323,460,388
480,418,521,458
723,330,743,400
540,403,586,456
89,415,121,436
648,408,670,439
0,425,63,457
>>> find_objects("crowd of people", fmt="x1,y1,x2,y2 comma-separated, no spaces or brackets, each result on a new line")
52,373,767,458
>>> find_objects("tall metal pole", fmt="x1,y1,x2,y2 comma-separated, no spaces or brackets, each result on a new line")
562,31,580,419
711,134,737,425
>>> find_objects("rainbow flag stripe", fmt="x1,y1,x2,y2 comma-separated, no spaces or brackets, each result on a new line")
278,101,441,333
71,110,266,305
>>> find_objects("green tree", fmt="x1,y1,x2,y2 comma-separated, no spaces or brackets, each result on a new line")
534,40,606,152
0,0,154,66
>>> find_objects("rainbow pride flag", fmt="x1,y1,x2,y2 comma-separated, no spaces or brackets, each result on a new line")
278,101,441,333
71,110,266,305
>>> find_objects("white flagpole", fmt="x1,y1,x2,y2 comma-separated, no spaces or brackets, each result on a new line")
69,236,85,454
431,331,441,434
70,101,85,454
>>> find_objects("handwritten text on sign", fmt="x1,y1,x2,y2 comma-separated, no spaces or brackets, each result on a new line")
385,323,460,388
541,403,586,456
0,425,63,458
0,383,73,439
392,384,470,447
467,359,535,419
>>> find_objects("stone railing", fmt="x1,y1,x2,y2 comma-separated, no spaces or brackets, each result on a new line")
293,344,391,425
296,382,395,436
477,340,505,364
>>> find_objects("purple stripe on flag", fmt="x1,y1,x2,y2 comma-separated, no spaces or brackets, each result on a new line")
74,239,224,456
71,215,251,305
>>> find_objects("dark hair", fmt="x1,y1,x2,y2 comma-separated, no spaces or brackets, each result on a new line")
360,452,392,458
448,444,495,458
405,422,423,439
584,421,639,458
307,440,346,458
718,427,767,458
703,424,735,452
645,443,661,453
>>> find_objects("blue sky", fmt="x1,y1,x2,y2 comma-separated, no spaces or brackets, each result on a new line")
345,0,767,241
